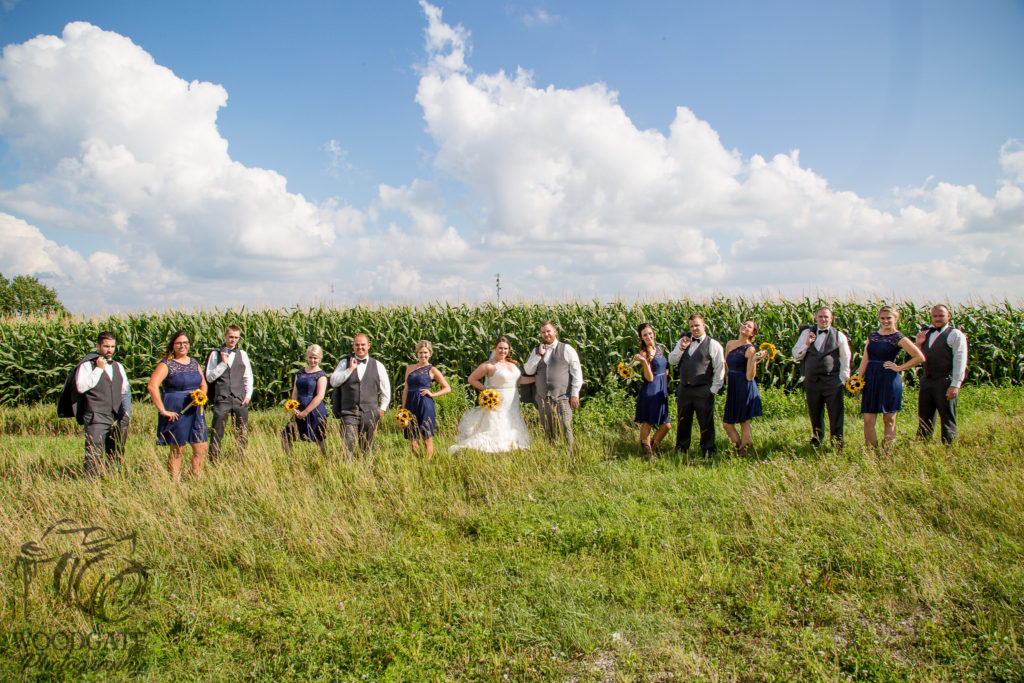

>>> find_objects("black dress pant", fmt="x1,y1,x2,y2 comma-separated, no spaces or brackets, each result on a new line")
805,377,844,446
917,376,957,444
675,387,716,454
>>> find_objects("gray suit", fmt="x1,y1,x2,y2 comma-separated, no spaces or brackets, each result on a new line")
525,341,582,446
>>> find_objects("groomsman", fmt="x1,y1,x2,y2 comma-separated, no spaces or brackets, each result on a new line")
330,333,391,454
74,331,131,475
205,324,254,460
524,321,584,447
668,314,725,456
915,304,968,444
791,307,851,447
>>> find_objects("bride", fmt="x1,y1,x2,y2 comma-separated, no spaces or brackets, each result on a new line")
449,336,535,453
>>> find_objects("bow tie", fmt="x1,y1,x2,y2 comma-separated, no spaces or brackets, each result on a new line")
356,358,367,364
691,337,703,344
815,329,828,335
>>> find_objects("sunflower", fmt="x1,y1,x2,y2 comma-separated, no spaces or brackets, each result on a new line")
616,361,635,380
284,399,300,412
189,389,208,408
395,408,414,427
758,342,779,360
845,375,866,394
479,388,501,410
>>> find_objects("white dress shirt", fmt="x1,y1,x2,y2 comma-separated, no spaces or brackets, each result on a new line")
330,356,392,411
205,348,254,401
791,327,852,383
523,338,585,398
926,325,969,388
667,335,726,395
76,358,130,396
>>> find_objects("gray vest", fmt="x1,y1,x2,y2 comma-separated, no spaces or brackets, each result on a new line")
209,348,247,402
676,338,713,392
923,327,954,379
536,342,573,400
803,328,841,382
338,357,380,417
83,361,124,420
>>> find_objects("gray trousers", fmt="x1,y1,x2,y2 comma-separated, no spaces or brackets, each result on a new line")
210,398,249,458
339,411,379,454
535,396,574,446
83,413,128,476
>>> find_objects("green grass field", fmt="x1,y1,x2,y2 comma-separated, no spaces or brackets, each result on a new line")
2,384,1022,681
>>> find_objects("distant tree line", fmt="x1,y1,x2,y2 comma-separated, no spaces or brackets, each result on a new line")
0,273,66,316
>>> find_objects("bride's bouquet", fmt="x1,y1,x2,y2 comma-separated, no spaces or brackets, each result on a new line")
478,388,501,410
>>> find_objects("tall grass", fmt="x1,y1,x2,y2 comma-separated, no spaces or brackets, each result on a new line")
1,384,1022,680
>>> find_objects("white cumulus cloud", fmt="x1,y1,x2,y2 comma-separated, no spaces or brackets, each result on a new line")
411,1,1024,300
0,7,1021,313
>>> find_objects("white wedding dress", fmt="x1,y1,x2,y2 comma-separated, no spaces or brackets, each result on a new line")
449,363,531,453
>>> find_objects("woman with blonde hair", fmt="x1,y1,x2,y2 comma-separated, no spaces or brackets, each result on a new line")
282,344,329,455
855,305,925,448
400,340,452,458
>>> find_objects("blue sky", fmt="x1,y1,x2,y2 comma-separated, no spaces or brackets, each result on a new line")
0,0,1021,311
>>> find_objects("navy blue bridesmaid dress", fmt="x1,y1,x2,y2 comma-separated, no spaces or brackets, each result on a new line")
404,365,438,439
156,358,209,446
292,368,328,442
861,331,906,414
634,347,670,425
723,344,763,424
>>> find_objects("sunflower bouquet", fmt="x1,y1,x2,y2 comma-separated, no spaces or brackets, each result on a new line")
395,408,414,427
616,361,639,381
284,399,300,412
845,375,866,394
758,342,779,360
188,389,208,410
478,388,501,410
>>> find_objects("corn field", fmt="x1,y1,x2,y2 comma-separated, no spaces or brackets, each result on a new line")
1,298,1021,408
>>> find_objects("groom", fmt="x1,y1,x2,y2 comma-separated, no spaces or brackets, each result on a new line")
524,321,584,447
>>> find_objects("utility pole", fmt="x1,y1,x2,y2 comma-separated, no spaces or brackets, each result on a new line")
495,273,502,303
